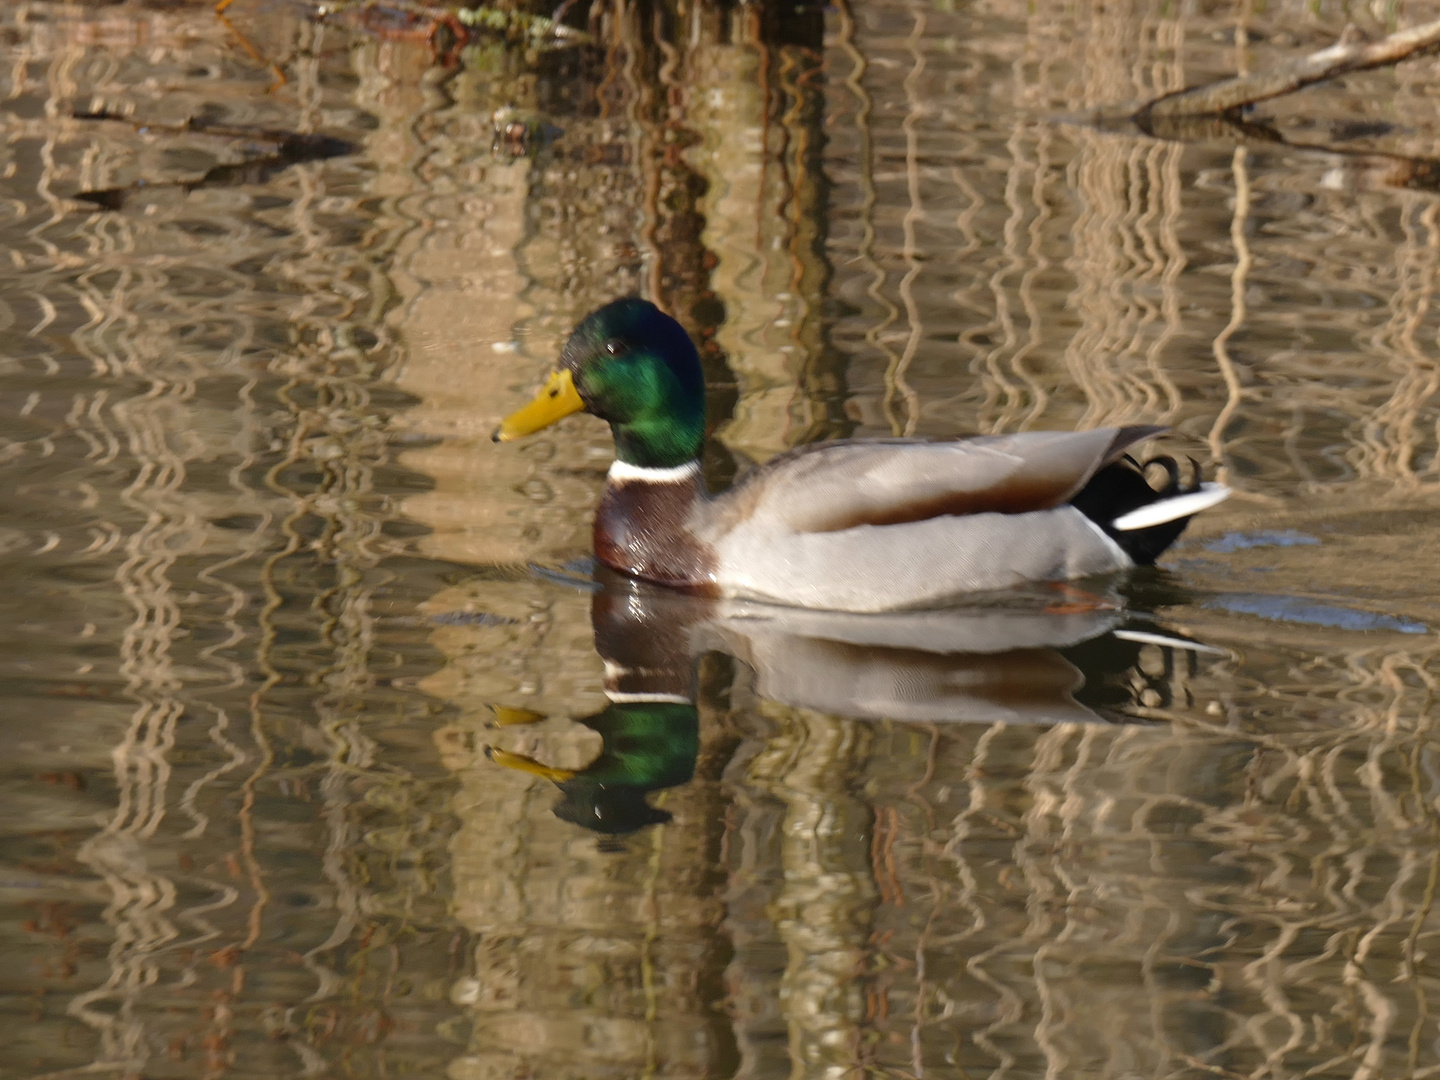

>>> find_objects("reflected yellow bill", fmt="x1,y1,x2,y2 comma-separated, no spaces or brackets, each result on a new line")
485,745,576,784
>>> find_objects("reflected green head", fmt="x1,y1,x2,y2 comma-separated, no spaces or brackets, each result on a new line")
560,298,706,468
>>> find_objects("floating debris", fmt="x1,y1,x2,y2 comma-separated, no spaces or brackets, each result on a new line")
317,0,590,63
72,111,355,211
429,611,519,626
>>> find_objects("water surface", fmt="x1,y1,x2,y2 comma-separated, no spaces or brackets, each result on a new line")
2,1,1439,1077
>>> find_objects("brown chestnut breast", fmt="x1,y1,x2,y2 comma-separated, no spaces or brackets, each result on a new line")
594,476,719,595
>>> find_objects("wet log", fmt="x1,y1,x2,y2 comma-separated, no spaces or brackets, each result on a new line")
1136,19,1440,120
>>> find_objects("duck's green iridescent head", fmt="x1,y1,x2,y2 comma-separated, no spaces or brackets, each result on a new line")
493,298,706,469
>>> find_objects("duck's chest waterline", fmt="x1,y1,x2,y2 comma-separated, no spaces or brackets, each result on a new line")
594,462,719,592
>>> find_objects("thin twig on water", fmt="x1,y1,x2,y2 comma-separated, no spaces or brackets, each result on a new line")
1135,19,1440,120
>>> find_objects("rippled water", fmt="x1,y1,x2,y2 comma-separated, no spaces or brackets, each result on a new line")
2,0,1439,1076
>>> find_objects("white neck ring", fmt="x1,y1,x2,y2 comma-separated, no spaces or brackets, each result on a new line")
607,459,701,484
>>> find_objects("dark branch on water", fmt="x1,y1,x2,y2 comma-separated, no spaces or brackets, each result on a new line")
69,111,355,211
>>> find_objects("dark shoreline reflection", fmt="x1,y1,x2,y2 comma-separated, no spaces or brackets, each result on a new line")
486,571,1222,834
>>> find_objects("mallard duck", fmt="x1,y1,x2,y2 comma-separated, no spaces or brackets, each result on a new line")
494,298,1230,613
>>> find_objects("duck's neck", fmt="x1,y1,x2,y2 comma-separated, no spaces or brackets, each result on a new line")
611,414,704,470
594,459,716,591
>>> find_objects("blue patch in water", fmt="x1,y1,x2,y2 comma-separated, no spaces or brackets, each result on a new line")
1206,529,1321,554
530,563,602,592
1206,594,1428,634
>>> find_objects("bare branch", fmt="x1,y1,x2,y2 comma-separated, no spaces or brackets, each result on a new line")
1135,19,1440,120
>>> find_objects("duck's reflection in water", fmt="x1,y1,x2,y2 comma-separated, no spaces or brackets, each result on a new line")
487,571,1216,833
488,700,698,834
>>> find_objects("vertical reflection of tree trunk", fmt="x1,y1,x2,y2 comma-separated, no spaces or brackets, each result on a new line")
1061,133,1187,430
745,705,874,1080
54,19,186,1061
1208,146,1250,484
888,8,925,437
689,9,833,465
376,39,593,1080
1355,198,1440,491
394,16,741,1079
832,0,904,441
684,22,863,1069
977,122,1043,434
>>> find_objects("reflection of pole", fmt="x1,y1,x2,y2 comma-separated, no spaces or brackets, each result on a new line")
684,11,875,1076
689,9,842,466
745,705,875,1080
1207,146,1250,484
389,19,740,1078
1207,6,1250,481
1359,198,1440,488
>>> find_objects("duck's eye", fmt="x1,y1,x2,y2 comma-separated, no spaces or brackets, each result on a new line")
603,338,628,357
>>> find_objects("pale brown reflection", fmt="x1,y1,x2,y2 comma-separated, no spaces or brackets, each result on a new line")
832,0,904,441
1,6,470,1076
6,0,1440,1077
745,708,875,1080
691,8,835,464
887,6,925,437
1355,196,1440,491
1208,145,1251,485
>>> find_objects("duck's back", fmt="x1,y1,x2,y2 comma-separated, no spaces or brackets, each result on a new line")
693,426,1190,612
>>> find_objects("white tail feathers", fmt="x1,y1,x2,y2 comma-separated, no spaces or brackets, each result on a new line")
1112,482,1231,531
1112,628,1228,655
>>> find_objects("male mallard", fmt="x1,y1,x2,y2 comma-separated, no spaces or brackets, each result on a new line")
494,298,1230,613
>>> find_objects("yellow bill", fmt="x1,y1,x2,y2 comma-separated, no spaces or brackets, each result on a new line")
493,368,584,442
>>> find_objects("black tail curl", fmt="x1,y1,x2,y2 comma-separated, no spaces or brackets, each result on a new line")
1069,454,1204,565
